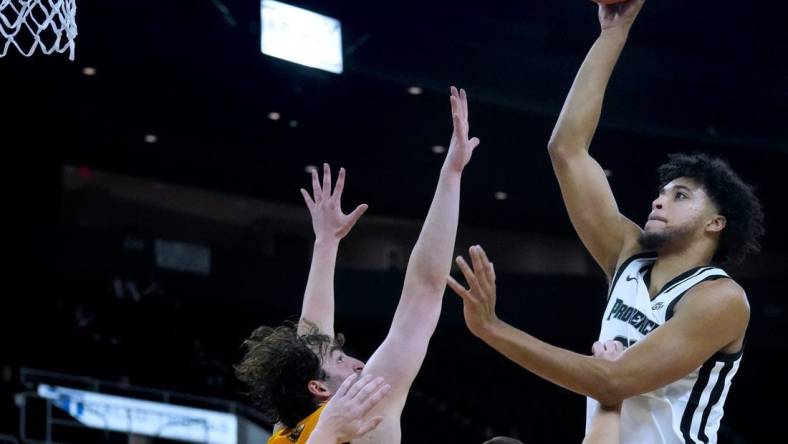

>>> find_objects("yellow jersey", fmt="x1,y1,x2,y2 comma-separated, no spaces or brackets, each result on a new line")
268,404,326,444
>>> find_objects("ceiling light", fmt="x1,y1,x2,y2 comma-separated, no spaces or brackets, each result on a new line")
494,191,508,201
431,145,445,154
289,120,298,128
260,0,343,74
81,66,96,76
305,165,317,173
144,134,158,143
407,86,422,95
268,112,281,121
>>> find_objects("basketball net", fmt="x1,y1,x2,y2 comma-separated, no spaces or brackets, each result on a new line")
1,0,77,60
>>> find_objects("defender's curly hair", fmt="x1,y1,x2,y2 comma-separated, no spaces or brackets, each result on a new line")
657,153,765,265
235,320,344,428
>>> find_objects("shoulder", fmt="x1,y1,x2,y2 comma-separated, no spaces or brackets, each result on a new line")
675,278,750,328
687,278,747,306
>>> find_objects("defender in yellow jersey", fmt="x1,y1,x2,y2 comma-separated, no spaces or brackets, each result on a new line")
267,372,391,444
237,86,481,444
268,403,326,444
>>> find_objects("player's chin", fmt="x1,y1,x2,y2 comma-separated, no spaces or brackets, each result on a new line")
643,221,666,232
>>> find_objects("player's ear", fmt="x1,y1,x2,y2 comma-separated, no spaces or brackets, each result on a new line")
706,214,726,234
307,379,331,400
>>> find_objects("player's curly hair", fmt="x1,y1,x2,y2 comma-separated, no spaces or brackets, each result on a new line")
235,320,344,428
657,153,765,265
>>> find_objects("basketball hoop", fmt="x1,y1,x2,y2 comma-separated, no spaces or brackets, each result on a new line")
1,0,78,60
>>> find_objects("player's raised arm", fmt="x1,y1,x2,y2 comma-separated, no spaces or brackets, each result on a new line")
361,86,480,410
546,0,645,277
298,164,368,336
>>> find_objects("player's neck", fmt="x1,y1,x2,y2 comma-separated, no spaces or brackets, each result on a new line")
650,242,715,296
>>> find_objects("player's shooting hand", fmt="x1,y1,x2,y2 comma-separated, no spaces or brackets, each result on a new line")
301,163,368,243
444,86,480,174
597,0,645,33
448,245,500,337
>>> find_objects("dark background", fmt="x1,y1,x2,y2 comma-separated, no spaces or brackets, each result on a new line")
2,0,787,442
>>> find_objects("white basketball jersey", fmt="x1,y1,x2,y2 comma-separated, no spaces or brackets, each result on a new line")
586,253,742,444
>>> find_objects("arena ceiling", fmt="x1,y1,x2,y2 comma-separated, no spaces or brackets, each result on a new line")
5,0,787,249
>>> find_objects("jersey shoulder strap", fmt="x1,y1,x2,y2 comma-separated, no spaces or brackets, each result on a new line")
663,266,731,321
268,404,326,444
607,252,657,300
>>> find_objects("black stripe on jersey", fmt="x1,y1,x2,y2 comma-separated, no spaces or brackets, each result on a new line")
698,360,735,443
661,266,714,295
665,275,729,321
709,348,744,363
681,359,716,443
607,252,657,301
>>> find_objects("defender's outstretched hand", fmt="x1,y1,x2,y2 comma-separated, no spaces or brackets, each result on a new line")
445,86,480,174
301,163,368,242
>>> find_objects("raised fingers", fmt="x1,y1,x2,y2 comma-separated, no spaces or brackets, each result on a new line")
451,111,466,139
459,87,469,122
352,376,385,404
469,246,491,291
345,374,373,399
300,188,315,211
450,86,468,134
333,166,346,200
450,94,458,117
335,372,359,398
311,167,322,202
346,204,368,229
353,381,389,434
365,382,391,409
450,85,459,102
322,163,332,200
592,341,604,356
356,416,384,437
455,256,480,293
447,275,472,301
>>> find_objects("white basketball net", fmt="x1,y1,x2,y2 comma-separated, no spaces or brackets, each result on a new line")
1,0,77,60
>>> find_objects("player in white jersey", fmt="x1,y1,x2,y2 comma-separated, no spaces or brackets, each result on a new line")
446,1,765,443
